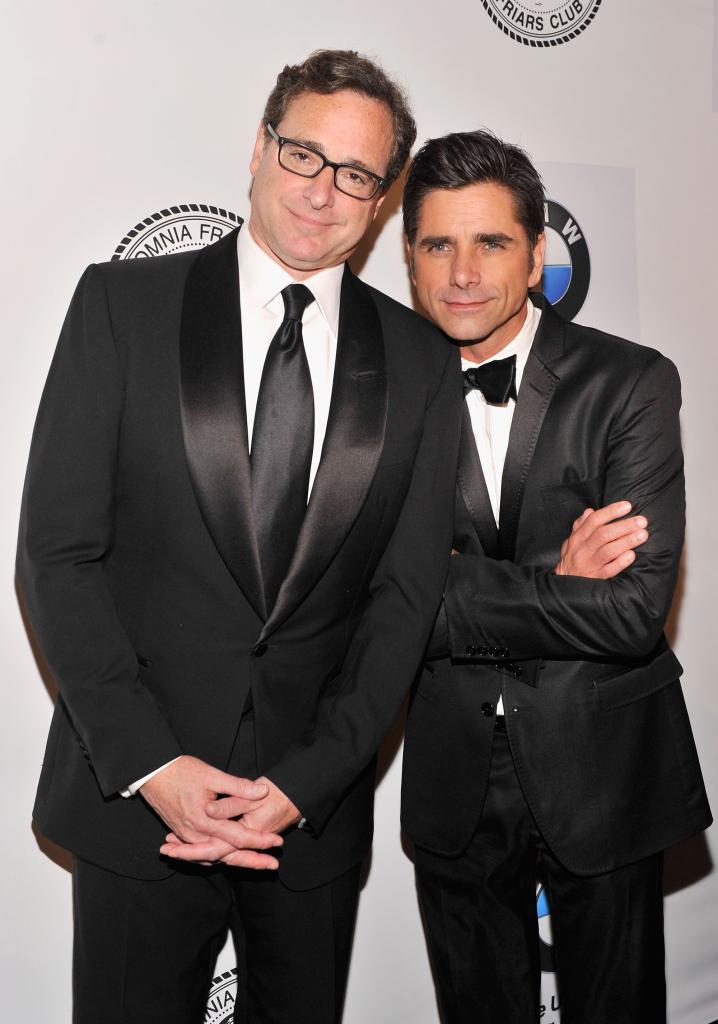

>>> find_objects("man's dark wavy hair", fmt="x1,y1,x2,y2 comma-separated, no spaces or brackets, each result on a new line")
263,49,416,188
403,130,545,248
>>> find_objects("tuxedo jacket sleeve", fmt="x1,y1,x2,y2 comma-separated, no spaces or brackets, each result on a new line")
443,348,684,662
17,265,183,795
268,337,462,832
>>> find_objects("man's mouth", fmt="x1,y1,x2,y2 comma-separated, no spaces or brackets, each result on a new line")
288,208,336,230
443,298,493,310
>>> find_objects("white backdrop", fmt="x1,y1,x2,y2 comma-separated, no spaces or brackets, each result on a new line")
3,1,717,1020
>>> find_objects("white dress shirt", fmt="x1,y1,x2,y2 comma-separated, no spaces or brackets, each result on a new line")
462,299,542,713
122,228,345,796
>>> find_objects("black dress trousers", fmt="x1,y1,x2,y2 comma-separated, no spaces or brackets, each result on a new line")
414,728,665,1024
72,710,361,1024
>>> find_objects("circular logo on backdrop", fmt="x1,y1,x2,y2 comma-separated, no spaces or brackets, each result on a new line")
481,0,602,47
205,968,238,1023
536,882,555,974
541,199,590,321
111,203,242,260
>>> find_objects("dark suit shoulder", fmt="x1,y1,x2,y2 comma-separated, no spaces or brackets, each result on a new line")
564,319,673,376
362,282,456,369
73,247,205,357
363,282,440,336
89,245,199,292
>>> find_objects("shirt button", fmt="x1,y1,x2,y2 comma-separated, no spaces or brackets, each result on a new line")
251,642,268,657
481,702,495,717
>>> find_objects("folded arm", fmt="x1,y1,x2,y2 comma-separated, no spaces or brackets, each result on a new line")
444,354,684,662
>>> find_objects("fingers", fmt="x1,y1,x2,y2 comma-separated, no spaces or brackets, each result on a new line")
161,840,279,870
596,529,648,566
159,837,280,870
207,795,263,821
221,849,280,870
206,770,269,801
594,516,647,544
206,818,283,851
583,500,631,527
557,500,649,578
160,837,235,861
571,507,593,532
598,549,637,579
571,509,647,552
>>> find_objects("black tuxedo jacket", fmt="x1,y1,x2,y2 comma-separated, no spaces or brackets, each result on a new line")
402,296,711,876
18,227,462,888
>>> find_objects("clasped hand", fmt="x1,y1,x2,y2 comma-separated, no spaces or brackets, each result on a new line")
555,500,648,578
140,755,301,869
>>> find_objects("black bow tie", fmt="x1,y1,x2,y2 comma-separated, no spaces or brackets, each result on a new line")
463,354,517,405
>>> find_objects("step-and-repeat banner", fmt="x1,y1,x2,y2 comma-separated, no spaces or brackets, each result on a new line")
3,2,717,1020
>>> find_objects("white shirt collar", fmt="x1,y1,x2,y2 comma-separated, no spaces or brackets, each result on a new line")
237,225,344,337
461,298,541,386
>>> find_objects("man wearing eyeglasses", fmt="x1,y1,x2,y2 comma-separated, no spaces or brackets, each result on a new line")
18,50,461,1023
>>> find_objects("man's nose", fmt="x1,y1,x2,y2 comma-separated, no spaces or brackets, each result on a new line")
450,254,481,289
304,166,336,209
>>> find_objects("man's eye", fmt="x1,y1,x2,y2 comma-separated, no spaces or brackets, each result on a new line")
339,168,370,187
287,148,312,163
428,243,449,253
484,241,503,251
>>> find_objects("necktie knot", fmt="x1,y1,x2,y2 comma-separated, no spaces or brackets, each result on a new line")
463,354,517,405
282,283,315,322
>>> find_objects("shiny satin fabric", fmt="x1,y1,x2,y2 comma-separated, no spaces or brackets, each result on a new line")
463,352,517,404
250,284,315,612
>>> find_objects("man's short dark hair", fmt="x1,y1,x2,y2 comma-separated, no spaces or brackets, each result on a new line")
403,130,545,248
263,49,416,188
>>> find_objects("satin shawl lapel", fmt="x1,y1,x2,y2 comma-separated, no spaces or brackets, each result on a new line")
259,267,387,640
498,299,564,560
456,404,500,557
179,226,267,620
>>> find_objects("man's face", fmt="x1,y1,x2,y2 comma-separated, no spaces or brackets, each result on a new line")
248,89,394,278
411,182,545,360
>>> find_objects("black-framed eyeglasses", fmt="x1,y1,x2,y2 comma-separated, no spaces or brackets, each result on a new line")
265,122,386,201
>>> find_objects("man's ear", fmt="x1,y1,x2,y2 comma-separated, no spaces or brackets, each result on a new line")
371,193,386,221
249,121,268,177
406,239,416,284
528,232,546,289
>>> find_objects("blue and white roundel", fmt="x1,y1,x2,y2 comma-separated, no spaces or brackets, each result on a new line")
541,200,591,322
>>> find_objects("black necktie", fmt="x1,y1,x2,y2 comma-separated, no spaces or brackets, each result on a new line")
251,283,315,611
463,354,517,404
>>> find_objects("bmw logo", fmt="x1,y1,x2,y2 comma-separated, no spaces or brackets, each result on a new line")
536,882,556,974
541,200,591,321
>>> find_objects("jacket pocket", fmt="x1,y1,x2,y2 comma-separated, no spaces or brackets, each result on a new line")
592,647,682,711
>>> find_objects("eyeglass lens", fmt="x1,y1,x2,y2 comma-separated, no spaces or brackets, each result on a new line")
278,142,379,199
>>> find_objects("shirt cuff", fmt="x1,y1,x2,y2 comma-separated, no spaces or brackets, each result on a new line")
120,757,182,798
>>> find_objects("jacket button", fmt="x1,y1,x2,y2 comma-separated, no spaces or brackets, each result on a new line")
481,702,495,717
251,642,268,657
478,645,488,657
465,644,477,656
